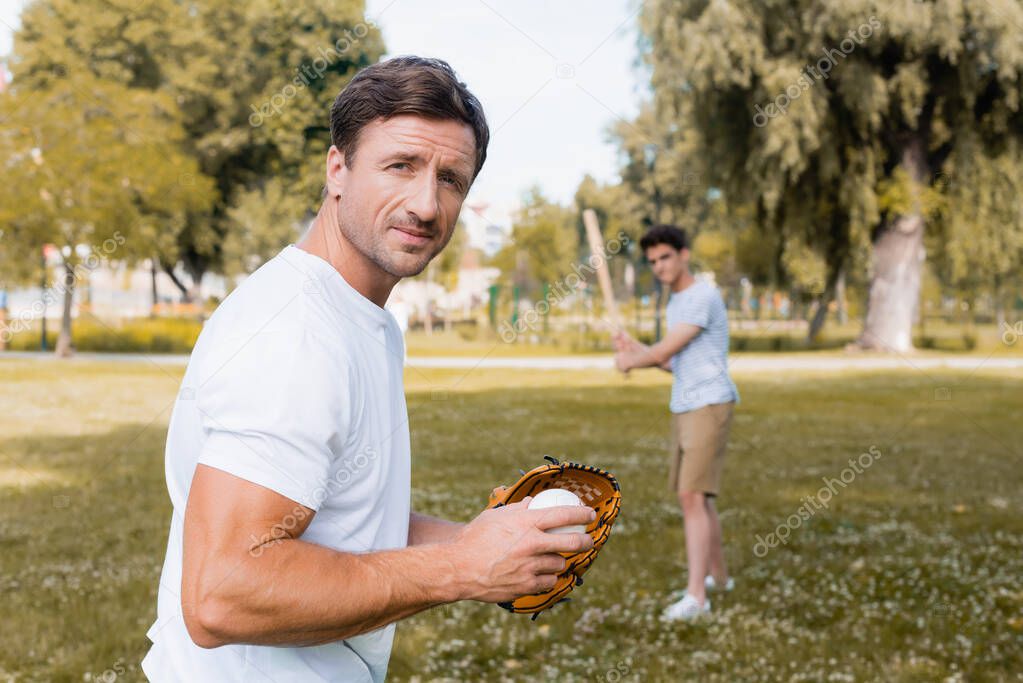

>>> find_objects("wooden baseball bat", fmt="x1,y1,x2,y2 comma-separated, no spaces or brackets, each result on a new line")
582,208,624,331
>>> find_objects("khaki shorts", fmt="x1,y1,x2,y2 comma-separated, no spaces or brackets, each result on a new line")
668,402,734,496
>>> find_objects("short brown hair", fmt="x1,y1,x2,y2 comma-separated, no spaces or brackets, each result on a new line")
330,56,489,181
640,224,689,252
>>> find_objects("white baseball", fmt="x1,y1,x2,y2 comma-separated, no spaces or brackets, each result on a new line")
527,488,588,534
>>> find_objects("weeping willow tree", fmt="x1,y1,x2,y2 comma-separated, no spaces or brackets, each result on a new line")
637,0,1023,350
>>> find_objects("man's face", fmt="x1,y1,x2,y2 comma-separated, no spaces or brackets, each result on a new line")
645,243,688,284
328,114,476,279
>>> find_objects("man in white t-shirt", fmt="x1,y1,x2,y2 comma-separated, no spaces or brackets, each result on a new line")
142,56,594,682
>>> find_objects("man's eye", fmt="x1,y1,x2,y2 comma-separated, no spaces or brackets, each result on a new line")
389,163,409,170
439,174,459,187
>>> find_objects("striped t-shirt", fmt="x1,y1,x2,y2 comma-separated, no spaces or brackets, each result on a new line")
666,278,739,413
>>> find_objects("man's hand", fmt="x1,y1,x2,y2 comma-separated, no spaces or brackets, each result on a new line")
448,499,595,603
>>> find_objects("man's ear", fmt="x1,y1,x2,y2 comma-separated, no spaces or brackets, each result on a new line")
324,145,347,199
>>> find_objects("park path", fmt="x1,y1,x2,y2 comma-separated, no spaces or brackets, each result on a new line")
2,350,1021,373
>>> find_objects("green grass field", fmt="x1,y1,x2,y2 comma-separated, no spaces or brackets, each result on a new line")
1,358,1021,681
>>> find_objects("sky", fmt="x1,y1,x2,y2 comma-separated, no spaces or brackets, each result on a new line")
0,1,21,61
0,0,646,227
366,0,646,226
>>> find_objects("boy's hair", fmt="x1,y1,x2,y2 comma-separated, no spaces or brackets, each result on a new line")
639,224,689,252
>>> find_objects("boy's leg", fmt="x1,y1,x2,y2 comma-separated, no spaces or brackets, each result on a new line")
680,489,710,603
675,403,735,604
705,495,729,584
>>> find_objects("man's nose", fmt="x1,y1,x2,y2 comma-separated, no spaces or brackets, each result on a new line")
405,174,439,225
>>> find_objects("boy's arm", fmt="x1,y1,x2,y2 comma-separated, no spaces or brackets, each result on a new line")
616,334,672,373
614,324,701,372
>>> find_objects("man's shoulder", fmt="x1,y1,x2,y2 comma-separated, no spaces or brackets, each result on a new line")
193,251,340,366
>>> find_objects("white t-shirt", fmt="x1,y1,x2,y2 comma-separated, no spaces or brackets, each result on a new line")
666,278,739,413
142,245,411,683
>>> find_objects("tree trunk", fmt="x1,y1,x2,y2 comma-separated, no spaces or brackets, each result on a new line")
162,262,191,302
807,297,828,342
55,261,75,358
993,276,1006,329
858,138,928,353
150,257,159,317
181,250,207,305
836,269,848,325
808,263,847,342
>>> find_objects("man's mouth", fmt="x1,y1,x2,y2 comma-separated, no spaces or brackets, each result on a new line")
391,225,433,246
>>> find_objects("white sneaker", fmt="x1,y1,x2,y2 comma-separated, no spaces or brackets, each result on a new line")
661,593,710,621
671,576,734,600
705,575,735,592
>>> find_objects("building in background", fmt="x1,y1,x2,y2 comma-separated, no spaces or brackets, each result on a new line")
462,201,509,256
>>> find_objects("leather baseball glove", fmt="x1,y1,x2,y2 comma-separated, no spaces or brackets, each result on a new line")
487,456,621,618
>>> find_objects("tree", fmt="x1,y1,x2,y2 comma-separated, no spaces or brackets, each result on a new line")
609,101,708,232
638,0,1023,351
222,179,307,277
492,187,578,299
933,137,1023,327
0,75,214,355
10,0,385,299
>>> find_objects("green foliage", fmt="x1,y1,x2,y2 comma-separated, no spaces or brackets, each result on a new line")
933,136,1023,313
0,73,214,277
222,179,306,276
574,174,635,248
434,220,469,291
630,0,1023,339
9,0,385,292
491,187,578,297
8,317,203,353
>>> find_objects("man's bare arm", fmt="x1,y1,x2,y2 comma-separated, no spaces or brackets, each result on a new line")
181,465,594,649
409,511,463,545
